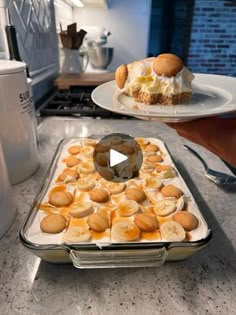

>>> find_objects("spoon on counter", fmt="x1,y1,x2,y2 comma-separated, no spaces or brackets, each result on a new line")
183,145,236,185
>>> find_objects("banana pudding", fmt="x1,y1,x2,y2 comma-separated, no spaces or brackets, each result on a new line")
25,137,208,246
115,53,194,105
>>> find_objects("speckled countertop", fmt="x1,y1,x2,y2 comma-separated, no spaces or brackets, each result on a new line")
0,117,235,315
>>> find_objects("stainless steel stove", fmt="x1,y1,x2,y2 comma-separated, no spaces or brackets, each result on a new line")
39,86,134,119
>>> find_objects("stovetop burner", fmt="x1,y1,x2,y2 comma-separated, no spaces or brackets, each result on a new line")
39,86,134,119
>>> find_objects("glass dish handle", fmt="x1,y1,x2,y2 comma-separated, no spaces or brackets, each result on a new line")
69,247,167,269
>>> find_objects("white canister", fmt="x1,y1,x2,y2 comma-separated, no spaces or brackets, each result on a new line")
0,60,39,184
0,139,16,238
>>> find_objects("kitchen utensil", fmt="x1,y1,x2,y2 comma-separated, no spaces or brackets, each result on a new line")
59,23,87,50
0,60,39,184
183,145,236,185
91,74,236,122
60,33,73,49
67,23,77,36
88,47,113,70
72,29,87,50
0,139,16,239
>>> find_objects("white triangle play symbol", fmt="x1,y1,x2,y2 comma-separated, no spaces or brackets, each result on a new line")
110,149,128,167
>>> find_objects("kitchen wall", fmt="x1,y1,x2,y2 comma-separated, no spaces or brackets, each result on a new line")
187,0,236,76
73,0,152,70
148,0,193,62
148,0,236,77
54,0,73,32
0,0,59,104
54,0,73,70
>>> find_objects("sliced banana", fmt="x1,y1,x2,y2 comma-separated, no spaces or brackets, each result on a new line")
84,139,97,147
135,137,150,147
77,179,95,191
176,196,185,211
58,169,80,182
69,202,94,218
112,221,140,242
160,221,186,242
63,226,91,243
157,170,176,179
145,177,162,189
153,200,176,216
142,164,156,172
80,146,94,159
105,182,126,195
63,175,77,183
117,200,140,217
78,162,96,174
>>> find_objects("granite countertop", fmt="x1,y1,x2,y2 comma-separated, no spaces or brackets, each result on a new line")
0,117,235,315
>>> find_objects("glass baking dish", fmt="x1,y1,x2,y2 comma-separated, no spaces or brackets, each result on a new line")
20,136,212,268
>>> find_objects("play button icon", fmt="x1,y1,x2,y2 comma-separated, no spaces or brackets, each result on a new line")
93,133,143,183
110,149,128,167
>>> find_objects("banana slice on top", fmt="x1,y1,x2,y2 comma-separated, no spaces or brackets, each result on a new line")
145,177,162,189
77,179,95,192
69,202,94,218
153,200,176,216
84,139,97,147
78,162,96,174
157,170,176,179
112,221,140,242
80,146,94,159
63,226,91,243
160,221,186,242
117,200,140,217
58,169,80,182
176,196,185,211
135,137,150,147
105,182,126,195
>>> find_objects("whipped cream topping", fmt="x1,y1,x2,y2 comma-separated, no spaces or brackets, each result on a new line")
123,59,194,96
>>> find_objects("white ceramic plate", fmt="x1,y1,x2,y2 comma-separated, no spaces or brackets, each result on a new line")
91,73,236,122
